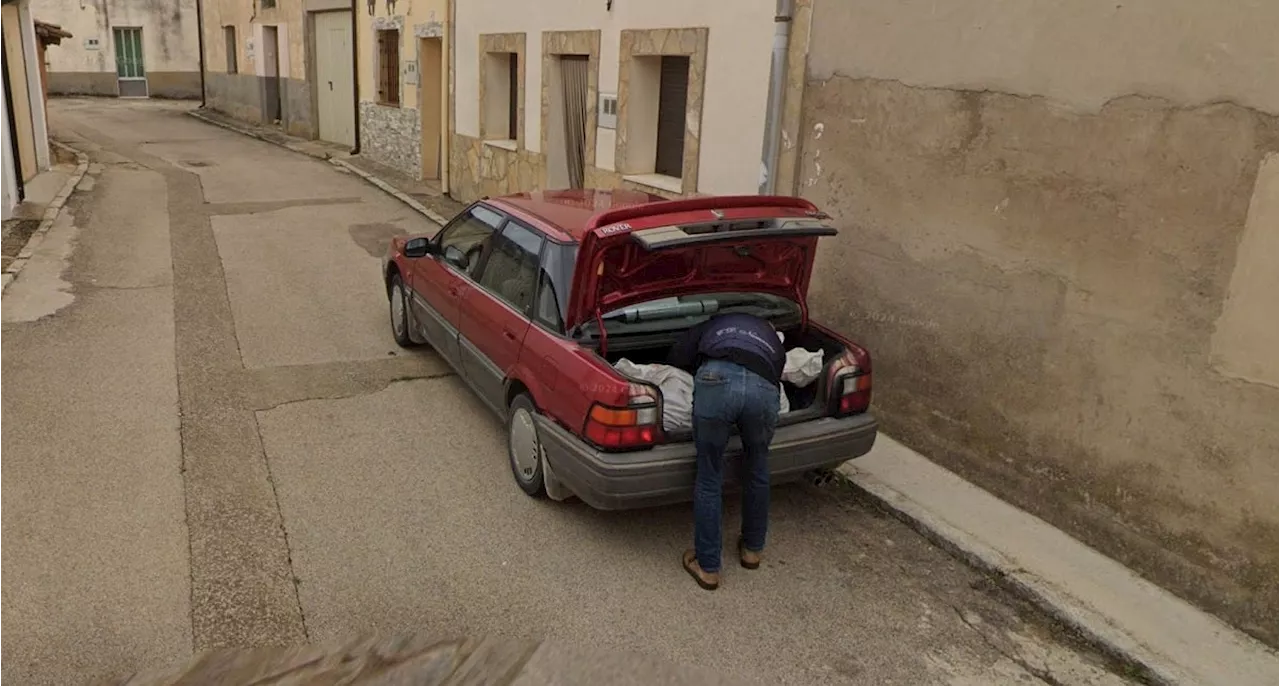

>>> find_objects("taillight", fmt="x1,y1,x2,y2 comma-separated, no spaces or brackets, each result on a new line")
828,351,872,416
583,383,661,451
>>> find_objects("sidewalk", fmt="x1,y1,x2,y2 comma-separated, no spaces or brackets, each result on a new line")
184,105,1278,686
185,108,464,227
839,436,1277,686
2,142,89,292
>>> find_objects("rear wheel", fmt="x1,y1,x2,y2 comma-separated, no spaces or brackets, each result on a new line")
507,393,547,498
388,275,418,348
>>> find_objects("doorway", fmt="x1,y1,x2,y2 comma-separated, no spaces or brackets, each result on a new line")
113,27,148,98
314,11,355,147
262,26,282,124
546,54,588,189
418,37,443,182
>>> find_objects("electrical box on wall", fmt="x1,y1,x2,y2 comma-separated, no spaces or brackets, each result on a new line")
84,37,100,50
598,93,618,129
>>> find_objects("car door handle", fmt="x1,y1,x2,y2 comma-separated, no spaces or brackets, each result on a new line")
503,329,517,341
449,286,463,297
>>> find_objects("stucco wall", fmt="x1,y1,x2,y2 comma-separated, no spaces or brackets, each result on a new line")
453,0,776,200
41,0,201,97
798,0,1279,644
4,5,38,182
201,0,313,136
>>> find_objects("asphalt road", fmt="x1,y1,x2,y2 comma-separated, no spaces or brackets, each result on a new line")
1,98,1137,686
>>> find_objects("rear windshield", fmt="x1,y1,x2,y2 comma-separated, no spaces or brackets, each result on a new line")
577,292,802,339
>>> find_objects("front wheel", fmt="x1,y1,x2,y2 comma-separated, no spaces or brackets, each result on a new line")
388,275,418,349
507,393,547,498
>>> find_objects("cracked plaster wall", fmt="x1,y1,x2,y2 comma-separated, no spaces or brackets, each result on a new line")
798,0,1280,645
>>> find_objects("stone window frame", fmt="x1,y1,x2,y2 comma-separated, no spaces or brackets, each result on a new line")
478,32,527,151
371,15,406,109
614,27,708,195
539,30,601,178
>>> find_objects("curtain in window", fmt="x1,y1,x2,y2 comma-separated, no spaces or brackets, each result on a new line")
560,56,589,189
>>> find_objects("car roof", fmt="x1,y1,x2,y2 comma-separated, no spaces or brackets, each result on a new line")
486,189,669,243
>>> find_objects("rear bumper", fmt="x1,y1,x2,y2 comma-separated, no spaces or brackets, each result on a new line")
535,412,878,511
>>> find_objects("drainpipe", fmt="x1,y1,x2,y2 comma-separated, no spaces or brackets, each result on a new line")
195,0,207,107
349,0,360,154
757,0,794,196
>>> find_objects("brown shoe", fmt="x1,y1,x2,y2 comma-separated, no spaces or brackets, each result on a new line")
738,537,762,570
682,549,720,590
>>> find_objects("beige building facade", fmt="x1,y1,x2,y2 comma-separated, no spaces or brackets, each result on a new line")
449,0,803,204
200,0,357,143
356,0,450,189
3,0,55,218
794,0,1278,645
39,0,201,99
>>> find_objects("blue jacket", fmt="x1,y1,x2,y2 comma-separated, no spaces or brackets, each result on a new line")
667,313,785,385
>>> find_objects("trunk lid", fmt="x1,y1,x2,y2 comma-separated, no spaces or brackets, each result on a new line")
565,196,839,331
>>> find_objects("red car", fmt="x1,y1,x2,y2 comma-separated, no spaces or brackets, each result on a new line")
382,190,877,509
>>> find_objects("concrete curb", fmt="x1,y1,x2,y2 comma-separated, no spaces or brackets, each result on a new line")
185,108,450,227
185,108,334,162
328,157,451,226
2,140,90,294
832,459,1274,686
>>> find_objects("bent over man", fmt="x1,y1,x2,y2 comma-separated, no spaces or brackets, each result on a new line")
668,312,784,590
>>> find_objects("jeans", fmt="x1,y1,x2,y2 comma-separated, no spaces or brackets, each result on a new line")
692,359,782,573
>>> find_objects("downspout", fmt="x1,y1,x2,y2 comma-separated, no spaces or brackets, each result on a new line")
349,0,360,154
195,0,207,107
757,0,794,196
3,46,26,203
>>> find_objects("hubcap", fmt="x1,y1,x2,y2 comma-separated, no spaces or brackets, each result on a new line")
509,407,539,481
390,285,405,337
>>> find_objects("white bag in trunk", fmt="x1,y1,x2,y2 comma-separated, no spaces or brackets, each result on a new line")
614,359,795,428
782,347,825,388
613,359,695,432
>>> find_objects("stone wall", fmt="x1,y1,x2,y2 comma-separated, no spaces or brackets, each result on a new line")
799,0,1279,645
206,72,314,139
145,72,203,100
448,134,695,205
359,101,422,178
46,72,117,97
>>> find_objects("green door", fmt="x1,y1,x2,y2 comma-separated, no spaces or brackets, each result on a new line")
113,27,147,97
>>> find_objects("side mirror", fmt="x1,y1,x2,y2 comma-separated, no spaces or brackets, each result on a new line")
404,237,431,259
443,244,468,269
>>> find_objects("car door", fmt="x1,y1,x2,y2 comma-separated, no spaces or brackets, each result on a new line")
407,204,504,370
457,219,545,415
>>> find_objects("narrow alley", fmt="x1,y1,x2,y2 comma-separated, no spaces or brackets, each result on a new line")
0,98,1139,686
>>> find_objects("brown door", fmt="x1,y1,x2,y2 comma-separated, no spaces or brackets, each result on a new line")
262,26,281,123
419,37,443,180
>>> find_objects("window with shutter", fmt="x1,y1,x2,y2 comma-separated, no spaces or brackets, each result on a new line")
224,27,237,74
654,56,689,179
378,30,400,106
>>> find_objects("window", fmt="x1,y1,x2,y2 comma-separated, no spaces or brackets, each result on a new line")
377,29,401,106
534,244,577,332
224,26,237,74
113,27,145,79
478,221,545,314
437,204,505,277
654,56,689,178
260,0,277,8
483,51,519,142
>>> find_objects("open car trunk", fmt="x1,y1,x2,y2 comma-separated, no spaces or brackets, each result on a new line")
584,325,849,441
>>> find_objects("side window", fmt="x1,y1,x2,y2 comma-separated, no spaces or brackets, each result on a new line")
534,244,575,332
477,220,545,314
436,204,505,277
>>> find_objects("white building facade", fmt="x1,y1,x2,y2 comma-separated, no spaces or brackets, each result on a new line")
449,0,793,203
39,0,201,99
